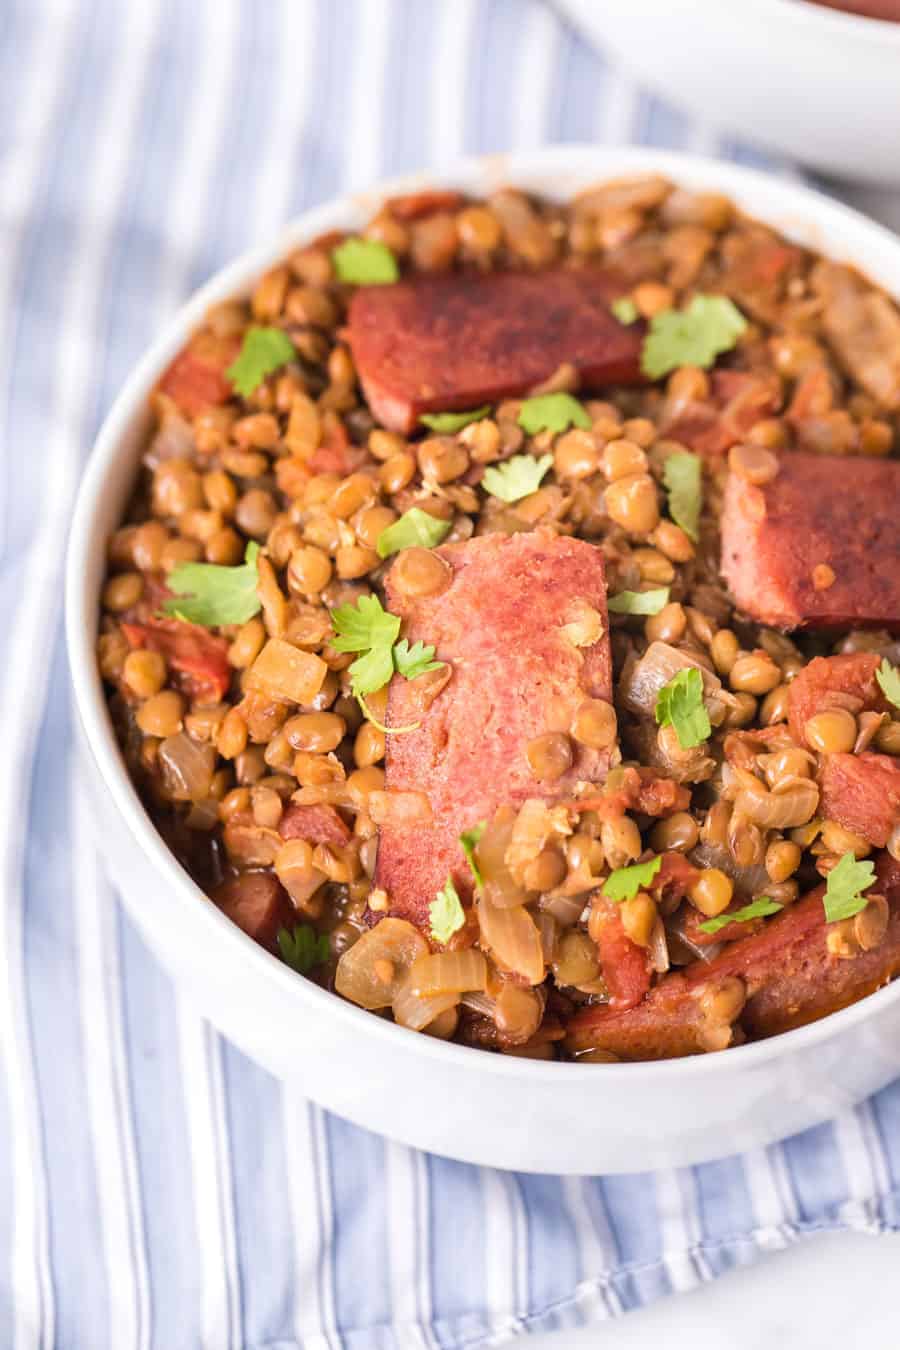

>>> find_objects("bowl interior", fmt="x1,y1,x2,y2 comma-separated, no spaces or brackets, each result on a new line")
65,144,900,1089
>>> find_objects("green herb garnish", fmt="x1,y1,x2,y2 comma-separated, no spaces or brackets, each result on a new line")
876,658,900,712
698,897,783,935
655,666,711,749
517,392,591,436
611,296,639,325
329,595,445,725
376,507,452,559
603,856,662,903
641,295,747,381
823,852,876,925
662,451,702,543
420,407,490,433
227,327,296,398
482,453,553,503
278,925,330,974
430,877,466,945
460,822,487,889
331,237,399,285
162,542,261,627
607,587,670,616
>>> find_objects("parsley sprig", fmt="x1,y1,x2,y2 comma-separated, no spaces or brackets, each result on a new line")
482,453,553,503
332,237,399,285
227,328,296,398
603,856,662,903
662,451,702,543
163,542,261,627
823,852,876,925
329,594,445,726
607,588,670,616
517,392,590,436
698,897,783,935
430,877,466,945
278,925,330,974
641,295,747,380
876,658,900,712
376,507,452,559
459,822,486,889
655,666,711,750
420,407,490,433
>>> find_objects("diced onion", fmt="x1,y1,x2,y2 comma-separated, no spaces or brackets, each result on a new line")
408,950,488,997
367,790,433,827
334,918,428,1010
620,641,734,725
157,731,216,802
392,980,458,1032
647,917,670,975
476,899,545,985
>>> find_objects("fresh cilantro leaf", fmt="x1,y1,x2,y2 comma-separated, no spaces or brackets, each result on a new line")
641,295,747,380
663,451,702,542
376,506,452,559
823,852,876,924
162,542,261,627
517,392,591,436
429,877,466,945
226,327,296,398
348,644,396,698
393,638,444,681
278,924,330,975
603,855,662,903
611,296,639,324
482,452,553,503
876,658,900,712
332,237,399,285
698,897,783,935
607,587,670,616
330,594,401,654
460,822,486,888
420,406,490,433
655,666,711,749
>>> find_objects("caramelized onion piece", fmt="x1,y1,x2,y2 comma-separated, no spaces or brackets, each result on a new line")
157,731,216,802
476,898,545,985
334,918,428,1010
407,950,488,996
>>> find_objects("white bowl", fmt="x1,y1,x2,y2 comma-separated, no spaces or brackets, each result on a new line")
557,0,900,184
66,146,900,1174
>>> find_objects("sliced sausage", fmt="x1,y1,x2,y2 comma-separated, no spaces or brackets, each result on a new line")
820,751,900,848
211,871,295,953
567,854,900,1058
375,529,614,928
721,451,900,630
280,803,352,848
347,267,645,433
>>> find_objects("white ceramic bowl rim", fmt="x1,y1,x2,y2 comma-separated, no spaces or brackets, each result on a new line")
759,0,900,38
66,144,900,1087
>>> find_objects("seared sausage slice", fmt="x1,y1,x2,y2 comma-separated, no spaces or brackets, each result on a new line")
721,452,900,630
568,854,900,1059
347,267,644,433
211,872,295,953
820,751,900,848
375,530,614,929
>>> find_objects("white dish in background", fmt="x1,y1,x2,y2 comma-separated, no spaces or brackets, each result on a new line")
556,0,900,184
66,146,900,1175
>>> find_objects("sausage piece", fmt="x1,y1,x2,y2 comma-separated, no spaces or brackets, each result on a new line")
347,267,644,433
568,855,900,1059
158,332,239,417
280,803,352,848
211,871,295,953
375,529,614,928
721,452,900,630
820,751,900,848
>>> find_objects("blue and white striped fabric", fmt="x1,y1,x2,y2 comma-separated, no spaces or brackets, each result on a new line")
3,2,900,1346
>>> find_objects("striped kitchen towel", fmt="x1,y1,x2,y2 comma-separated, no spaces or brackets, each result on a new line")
3,1,900,1346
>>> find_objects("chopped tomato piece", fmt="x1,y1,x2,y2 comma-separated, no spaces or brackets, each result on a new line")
591,898,651,1011
121,617,232,703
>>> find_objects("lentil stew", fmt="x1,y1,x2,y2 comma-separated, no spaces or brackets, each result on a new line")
98,175,900,1062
